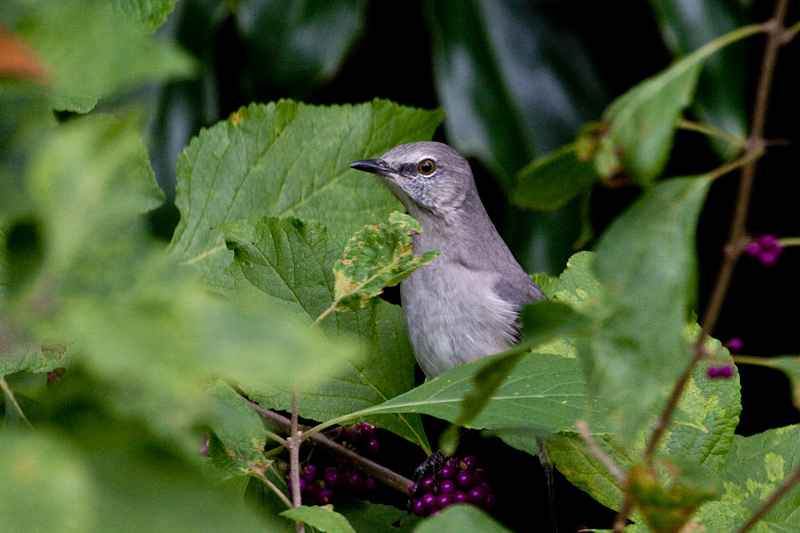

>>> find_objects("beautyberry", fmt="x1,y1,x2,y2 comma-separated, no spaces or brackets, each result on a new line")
317,488,334,505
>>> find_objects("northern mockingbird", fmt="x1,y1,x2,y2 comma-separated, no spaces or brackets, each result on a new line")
350,141,546,378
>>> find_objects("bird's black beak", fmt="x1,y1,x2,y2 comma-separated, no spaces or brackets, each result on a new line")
349,158,391,175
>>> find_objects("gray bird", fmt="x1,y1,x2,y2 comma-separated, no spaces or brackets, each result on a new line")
350,141,546,378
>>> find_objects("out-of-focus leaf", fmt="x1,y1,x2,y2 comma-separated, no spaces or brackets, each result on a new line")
0,428,279,533
280,505,356,533
627,457,718,533
7,114,355,457
425,0,606,188
595,25,761,184
647,0,751,159
4,0,195,112
221,217,428,450
0,340,68,377
337,501,421,532
413,504,512,532
206,380,269,478
327,212,438,314
168,99,443,281
547,331,741,516
591,176,711,440
113,0,182,32
511,142,601,211
623,501,774,533
719,425,800,525
236,0,367,92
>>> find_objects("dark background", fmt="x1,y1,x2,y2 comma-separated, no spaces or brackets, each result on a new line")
142,1,800,530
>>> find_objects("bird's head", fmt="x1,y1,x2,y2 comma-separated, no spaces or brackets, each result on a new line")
350,142,474,218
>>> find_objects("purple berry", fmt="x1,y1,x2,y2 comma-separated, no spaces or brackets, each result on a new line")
707,364,735,379
485,494,498,510
359,423,376,438
302,464,318,482
473,468,486,484
303,481,319,498
422,493,437,510
462,456,479,471
480,482,492,494
761,251,779,266
440,480,455,494
411,499,426,517
363,438,380,455
345,471,363,491
453,491,469,504
343,425,357,444
362,476,375,495
455,470,473,489
430,509,441,517
317,488,334,505
408,482,417,494
725,338,744,352
440,464,455,480
420,476,435,493
468,486,486,505
436,493,453,509
323,467,341,489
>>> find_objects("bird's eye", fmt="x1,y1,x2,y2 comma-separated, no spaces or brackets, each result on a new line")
417,159,436,175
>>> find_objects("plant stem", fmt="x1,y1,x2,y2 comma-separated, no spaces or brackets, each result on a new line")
576,421,625,485
735,459,800,533
0,377,34,429
289,389,304,533
249,402,414,495
252,470,293,509
677,118,745,148
311,303,336,327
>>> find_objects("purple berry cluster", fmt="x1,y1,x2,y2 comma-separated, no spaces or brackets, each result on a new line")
745,234,784,266
408,456,496,518
286,423,378,505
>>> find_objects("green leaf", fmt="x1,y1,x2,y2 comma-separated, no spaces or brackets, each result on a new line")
413,504,512,532
719,425,800,525
511,142,601,211
337,500,421,532
0,428,280,533
595,24,761,184
627,457,718,533
168,99,443,274
221,217,428,450
236,0,367,93
591,176,711,439
206,380,269,478
327,212,438,315
735,355,800,412
280,505,356,533
0,340,69,377
346,349,611,438
6,0,195,112
113,0,182,32
647,0,750,159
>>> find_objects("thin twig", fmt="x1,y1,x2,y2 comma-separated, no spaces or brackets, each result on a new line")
289,389,304,533
0,377,34,429
735,459,800,533
575,421,625,485
249,401,414,494
779,237,800,246
677,118,745,148
251,470,293,509
612,498,635,533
